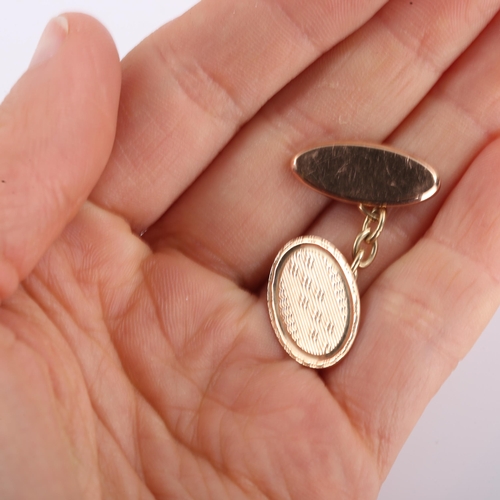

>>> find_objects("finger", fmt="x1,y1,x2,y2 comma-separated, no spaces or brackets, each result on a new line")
306,8,500,294
90,0,390,230
0,14,120,299
321,136,500,478
146,0,500,290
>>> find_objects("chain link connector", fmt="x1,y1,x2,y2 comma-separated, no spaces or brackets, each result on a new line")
351,205,386,274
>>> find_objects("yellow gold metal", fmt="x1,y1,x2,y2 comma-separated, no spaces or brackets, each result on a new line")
352,229,379,271
351,205,386,272
362,206,386,244
350,250,365,277
267,236,360,369
267,143,440,369
293,143,440,206
360,204,382,219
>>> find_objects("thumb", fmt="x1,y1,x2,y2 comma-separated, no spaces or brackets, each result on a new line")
0,13,121,299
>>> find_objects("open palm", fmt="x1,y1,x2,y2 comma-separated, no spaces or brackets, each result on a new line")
2,1,500,498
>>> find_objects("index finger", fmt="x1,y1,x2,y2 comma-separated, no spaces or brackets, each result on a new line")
90,0,389,231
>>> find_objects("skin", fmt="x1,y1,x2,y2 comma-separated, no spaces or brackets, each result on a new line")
1,1,500,498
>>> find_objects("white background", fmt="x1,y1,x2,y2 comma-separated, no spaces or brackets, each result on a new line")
1,1,499,498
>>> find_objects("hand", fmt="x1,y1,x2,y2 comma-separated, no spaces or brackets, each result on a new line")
1,2,500,498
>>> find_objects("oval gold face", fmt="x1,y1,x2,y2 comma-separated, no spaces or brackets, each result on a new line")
267,236,360,369
293,143,440,207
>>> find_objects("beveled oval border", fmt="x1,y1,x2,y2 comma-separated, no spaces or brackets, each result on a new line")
267,236,360,369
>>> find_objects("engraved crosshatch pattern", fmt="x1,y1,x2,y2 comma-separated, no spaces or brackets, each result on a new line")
277,246,349,356
268,236,360,368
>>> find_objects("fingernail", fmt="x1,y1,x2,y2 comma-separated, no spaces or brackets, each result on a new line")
29,16,69,69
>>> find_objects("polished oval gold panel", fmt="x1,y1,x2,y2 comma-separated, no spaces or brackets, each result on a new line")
293,143,440,206
267,236,360,368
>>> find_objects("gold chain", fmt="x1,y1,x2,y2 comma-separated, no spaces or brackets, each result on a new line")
351,204,386,275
